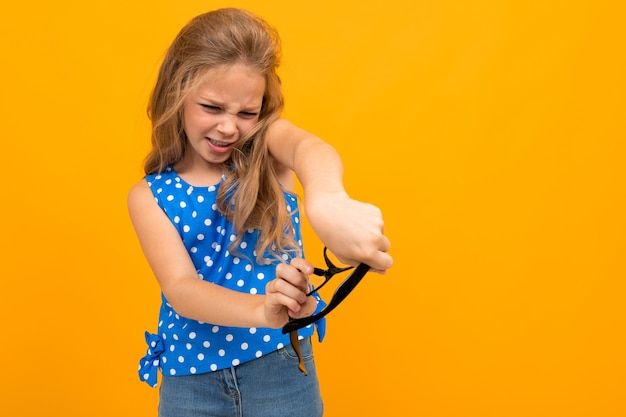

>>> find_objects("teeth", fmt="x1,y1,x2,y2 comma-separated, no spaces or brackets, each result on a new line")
210,139,229,147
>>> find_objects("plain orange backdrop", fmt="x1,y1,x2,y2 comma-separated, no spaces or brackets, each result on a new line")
1,1,624,416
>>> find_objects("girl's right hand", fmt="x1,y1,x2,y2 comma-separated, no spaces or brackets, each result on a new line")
304,191,393,273
263,258,318,328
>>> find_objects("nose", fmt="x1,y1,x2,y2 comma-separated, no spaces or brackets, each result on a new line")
217,113,237,137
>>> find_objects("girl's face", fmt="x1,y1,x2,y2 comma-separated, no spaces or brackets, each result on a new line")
181,64,265,168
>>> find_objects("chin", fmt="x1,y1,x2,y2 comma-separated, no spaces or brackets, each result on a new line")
206,153,232,165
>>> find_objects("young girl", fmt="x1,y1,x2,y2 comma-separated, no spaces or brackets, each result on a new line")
128,8,392,417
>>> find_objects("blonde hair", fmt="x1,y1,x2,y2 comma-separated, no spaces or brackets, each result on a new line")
144,8,299,262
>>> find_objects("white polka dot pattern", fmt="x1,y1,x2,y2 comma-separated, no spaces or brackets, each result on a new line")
138,166,325,385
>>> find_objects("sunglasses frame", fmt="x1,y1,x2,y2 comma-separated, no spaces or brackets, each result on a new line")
306,247,354,296
282,261,370,334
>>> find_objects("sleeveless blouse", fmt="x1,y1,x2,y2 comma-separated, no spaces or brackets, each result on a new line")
138,166,326,387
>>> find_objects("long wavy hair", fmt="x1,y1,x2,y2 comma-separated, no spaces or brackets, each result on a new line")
143,8,299,262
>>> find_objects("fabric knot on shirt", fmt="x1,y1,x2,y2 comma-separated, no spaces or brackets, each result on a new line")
138,331,165,387
312,294,327,342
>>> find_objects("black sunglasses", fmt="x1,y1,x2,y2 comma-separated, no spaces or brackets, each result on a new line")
282,247,371,334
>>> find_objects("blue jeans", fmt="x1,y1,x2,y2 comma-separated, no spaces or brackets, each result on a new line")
158,337,323,417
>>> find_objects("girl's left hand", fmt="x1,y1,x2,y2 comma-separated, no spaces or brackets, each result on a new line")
263,258,318,328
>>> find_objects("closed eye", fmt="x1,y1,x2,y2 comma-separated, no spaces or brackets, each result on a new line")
198,103,259,118
239,111,259,118
200,104,221,112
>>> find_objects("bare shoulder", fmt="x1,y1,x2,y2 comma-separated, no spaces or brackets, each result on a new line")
128,178,150,202
266,118,311,149
267,117,297,135
127,179,157,216
126,178,176,247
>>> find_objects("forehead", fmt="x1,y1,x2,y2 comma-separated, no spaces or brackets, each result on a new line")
191,64,266,102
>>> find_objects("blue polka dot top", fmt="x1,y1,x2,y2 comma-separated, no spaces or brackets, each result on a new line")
138,166,326,387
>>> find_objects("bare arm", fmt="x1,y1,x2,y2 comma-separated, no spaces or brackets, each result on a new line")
127,180,317,327
267,118,393,272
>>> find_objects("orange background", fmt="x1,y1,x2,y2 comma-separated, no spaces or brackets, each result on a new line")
1,1,625,416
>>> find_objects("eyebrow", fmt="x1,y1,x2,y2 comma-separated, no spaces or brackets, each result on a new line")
196,97,262,113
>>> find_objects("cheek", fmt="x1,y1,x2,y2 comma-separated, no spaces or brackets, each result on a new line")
181,111,196,133
239,118,259,135
184,112,213,134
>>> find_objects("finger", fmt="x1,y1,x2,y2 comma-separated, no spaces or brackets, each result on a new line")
264,290,300,324
273,292,303,314
269,276,308,305
380,235,392,252
368,251,394,273
276,261,311,293
339,245,393,273
289,257,314,276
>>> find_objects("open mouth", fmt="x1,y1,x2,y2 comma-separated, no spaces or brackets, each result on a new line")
209,138,231,148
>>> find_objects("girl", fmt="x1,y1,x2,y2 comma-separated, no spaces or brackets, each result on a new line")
128,8,392,417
